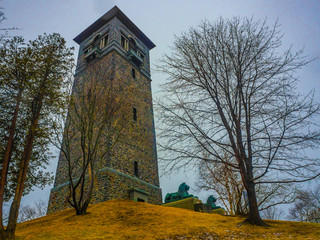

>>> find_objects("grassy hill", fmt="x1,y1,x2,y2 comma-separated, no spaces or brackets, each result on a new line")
16,200,320,239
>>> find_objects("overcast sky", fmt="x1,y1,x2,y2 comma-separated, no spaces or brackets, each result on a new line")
1,0,320,208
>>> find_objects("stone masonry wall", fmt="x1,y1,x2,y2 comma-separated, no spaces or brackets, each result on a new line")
48,48,161,212
109,50,159,187
48,167,162,214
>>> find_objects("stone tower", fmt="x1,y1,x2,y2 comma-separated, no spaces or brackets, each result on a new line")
48,6,162,213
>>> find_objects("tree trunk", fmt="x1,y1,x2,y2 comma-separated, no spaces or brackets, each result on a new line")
77,163,94,215
244,181,267,226
0,230,15,240
0,89,23,234
5,94,44,239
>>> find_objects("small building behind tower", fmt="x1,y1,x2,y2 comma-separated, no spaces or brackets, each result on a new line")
48,6,162,213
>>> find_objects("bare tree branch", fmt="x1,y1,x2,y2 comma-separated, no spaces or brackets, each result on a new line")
157,17,320,226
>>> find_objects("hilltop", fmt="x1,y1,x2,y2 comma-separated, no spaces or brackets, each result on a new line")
16,200,320,239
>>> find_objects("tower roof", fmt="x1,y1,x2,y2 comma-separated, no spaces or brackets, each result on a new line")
73,6,156,49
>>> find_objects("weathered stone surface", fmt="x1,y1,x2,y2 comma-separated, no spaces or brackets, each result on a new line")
48,10,161,213
194,203,212,213
162,197,202,212
48,167,162,213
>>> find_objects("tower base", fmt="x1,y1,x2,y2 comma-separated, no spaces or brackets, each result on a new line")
47,167,162,214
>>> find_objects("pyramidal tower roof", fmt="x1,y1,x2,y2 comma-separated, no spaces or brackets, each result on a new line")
73,6,156,49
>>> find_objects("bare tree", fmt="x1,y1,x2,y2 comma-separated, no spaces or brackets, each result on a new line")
261,206,284,220
53,60,130,215
0,7,16,42
289,186,320,223
0,8,5,42
197,154,247,215
18,200,47,223
197,153,295,215
157,17,320,225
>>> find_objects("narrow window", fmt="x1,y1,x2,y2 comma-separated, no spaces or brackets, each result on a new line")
84,45,92,54
137,50,144,60
137,50,145,66
134,161,139,177
137,198,145,202
133,107,137,121
132,68,136,78
121,35,125,48
100,37,105,49
100,34,108,49
121,35,129,51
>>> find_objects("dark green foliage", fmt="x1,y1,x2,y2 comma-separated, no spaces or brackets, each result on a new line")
0,37,53,201
0,33,74,239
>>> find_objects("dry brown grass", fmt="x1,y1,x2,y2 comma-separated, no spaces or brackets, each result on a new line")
16,200,320,239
